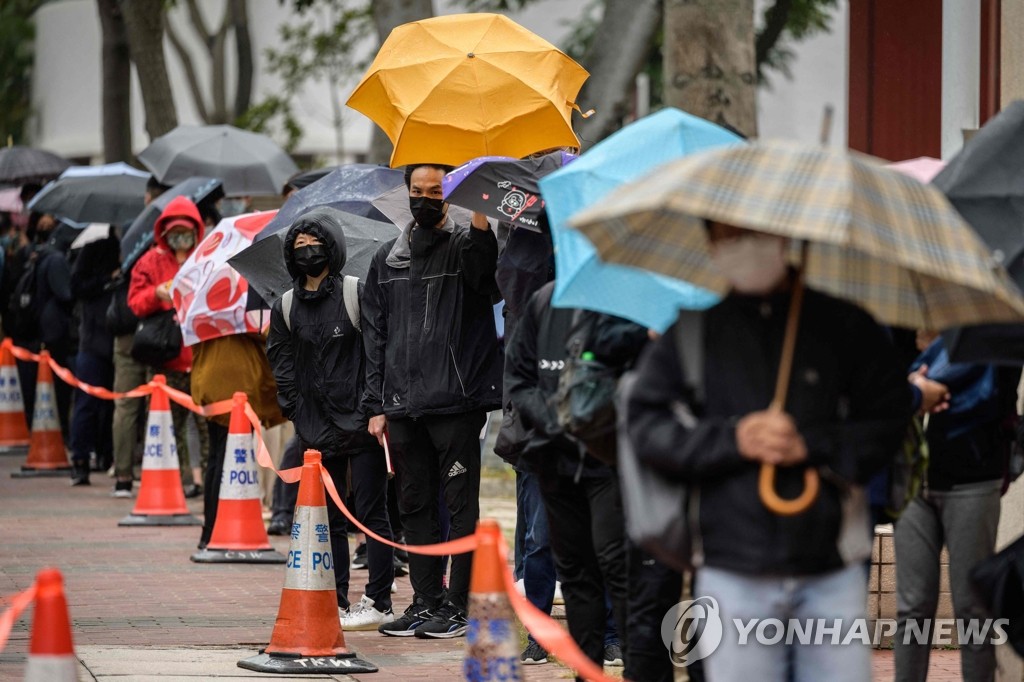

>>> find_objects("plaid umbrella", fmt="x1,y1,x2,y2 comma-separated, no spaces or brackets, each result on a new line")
571,140,1024,516
571,140,1024,332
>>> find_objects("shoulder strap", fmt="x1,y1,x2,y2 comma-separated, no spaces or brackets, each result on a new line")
673,309,705,402
281,289,294,332
343,275,361,332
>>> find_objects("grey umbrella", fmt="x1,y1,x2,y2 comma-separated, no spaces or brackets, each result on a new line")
138,125,299,196
229,209,400,307
27,163,150,224
0,146,72,185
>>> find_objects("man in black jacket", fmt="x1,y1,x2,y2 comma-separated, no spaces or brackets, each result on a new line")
362,164,502,638
505,281,646,675
627,223,912,680
267,208,395,632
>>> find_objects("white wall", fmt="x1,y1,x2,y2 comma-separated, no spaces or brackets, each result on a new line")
941,0,980,159
755,0,849,148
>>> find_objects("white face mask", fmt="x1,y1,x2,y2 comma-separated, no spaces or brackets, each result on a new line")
709,235,789,295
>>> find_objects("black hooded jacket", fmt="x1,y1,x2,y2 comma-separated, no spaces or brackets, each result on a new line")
266,208,376,455
361,217,503,418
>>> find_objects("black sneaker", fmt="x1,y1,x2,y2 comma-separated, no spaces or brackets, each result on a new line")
70,462,90,486
267,518,291,536
111,480,132,498
350,542,368,569
521,640,548,665
414,602,468,639
379,598,434,637
603,642,624,667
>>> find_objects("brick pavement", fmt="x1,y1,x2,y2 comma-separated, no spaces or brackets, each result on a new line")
0,451,967,681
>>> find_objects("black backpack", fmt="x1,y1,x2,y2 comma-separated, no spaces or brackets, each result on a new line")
7,253,39,339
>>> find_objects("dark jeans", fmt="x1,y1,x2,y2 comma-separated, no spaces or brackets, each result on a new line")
625,543,683,682
539,471,629,673
516,469,556,645
270,436,303,524
388,410,485,611
200,421,230,546
69,351,113,467
322,447,395,611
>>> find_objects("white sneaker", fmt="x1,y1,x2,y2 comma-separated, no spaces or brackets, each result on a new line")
515,578,525,596
341,595,395,632
553,582,564,605
391,581,397,593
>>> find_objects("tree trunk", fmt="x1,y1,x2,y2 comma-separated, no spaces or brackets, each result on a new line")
366,0,434,165
663,0,757,137
230,0,253,121
97,0,132,162
575,0,662,148
119,0,177,139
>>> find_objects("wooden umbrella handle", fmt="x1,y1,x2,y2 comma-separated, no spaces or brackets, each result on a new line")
759,464,820,516
758,241,820,516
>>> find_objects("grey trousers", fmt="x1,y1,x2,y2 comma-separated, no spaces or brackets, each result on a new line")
112,335,147,481
893,480,1001,682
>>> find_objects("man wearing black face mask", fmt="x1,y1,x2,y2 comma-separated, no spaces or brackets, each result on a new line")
362,163,502,639
266,207,396,632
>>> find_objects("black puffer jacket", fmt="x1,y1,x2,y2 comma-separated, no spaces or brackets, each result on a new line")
71,229,119,360
628,288,912,576
266,208,376,455
362,218,503,418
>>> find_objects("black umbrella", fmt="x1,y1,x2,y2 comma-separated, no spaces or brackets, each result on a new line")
27,163,150,225
934,102,1024,363
284,167,337,194
257,164,402,240
138,125,298,196
120,177,224,269
230,209,400,307
971,533,1024,656
0,146,72,185
441,151,575,231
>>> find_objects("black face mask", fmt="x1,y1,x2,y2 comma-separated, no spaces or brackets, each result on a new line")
409,196,446,228
293,245,329,277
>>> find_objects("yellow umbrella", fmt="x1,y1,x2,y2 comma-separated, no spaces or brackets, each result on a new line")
346,13,590,168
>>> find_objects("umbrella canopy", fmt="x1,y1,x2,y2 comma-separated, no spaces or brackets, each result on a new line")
569,140,1024,331
120,177,224,269
443,151,576,231
539,108,740,332
172,210,277,346
70,223,114,251
138,125,299,196
284,167,336,194
229,210,400,307
931,101,1024,363
888,157,946,184
27,162,150,224
256,164,403,240
347,13,589,167
0,146,72,185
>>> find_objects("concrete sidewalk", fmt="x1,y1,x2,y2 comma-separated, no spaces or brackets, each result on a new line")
0,451,961,681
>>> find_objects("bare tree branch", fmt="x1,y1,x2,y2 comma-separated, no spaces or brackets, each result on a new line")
97,0,132,162
231,0,253,119
184,0,213,46
210,6,230,123
119,0,177,138
166,16,210,122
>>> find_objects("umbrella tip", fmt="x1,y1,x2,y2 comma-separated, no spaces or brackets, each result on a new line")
467,52,475,58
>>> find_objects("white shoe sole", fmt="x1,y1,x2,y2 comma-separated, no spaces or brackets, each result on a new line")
343,618,394,632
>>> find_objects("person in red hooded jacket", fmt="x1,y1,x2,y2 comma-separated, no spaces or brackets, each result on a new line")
128,196,205,493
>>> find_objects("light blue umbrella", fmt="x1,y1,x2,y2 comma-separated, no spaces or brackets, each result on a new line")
539,108,743,331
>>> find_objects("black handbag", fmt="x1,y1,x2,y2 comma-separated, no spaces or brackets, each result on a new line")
130,309,183,366
105,275,140,336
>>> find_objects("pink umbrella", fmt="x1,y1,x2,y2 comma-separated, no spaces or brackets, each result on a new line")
171,210,277,346
887,157,947,184
0,188,22,213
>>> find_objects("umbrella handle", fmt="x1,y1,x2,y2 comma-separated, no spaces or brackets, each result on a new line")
758,464,820,516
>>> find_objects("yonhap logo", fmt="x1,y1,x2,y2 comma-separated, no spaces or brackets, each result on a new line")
661,596,723,667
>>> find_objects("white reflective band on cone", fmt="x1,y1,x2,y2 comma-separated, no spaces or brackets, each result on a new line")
283,505,335,591
31,383,60,431
141,409,180,471
25,655,78,681
218,431,260,501
0,365,22,412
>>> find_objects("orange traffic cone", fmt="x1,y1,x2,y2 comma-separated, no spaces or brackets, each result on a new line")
192,392,285,564
464,519,522,682
24,568,77,682
11,351,70,478
119,375,200,526
238,449,377,675
0,338,29,453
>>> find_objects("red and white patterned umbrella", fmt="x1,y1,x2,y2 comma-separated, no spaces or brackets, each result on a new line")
172,210,277,347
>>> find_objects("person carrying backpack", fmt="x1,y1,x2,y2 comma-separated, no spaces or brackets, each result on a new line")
266,207,395,631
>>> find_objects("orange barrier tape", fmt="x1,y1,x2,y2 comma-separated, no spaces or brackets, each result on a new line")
0,583,37,654
8,345,40,363
162,382,234,418
47,358,154,400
